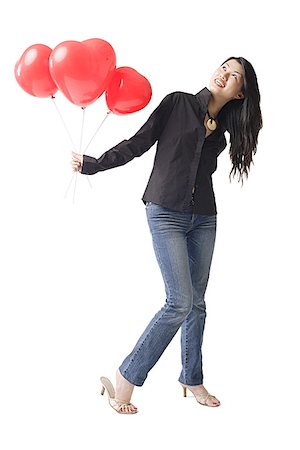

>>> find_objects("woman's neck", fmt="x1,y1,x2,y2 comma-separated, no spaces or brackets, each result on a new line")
207,96,227,118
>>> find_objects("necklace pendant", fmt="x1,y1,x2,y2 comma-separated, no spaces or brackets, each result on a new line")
206,118,217,131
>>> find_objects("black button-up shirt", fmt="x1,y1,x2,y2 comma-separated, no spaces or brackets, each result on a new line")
81,87,227,215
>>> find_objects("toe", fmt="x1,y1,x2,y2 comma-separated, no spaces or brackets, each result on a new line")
121,403,138,414
207,395,220,406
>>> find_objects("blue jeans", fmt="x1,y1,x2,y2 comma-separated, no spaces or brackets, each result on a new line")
119,202,217,387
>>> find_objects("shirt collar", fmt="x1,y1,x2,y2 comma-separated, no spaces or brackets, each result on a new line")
195,87,226,134
194,87,212,113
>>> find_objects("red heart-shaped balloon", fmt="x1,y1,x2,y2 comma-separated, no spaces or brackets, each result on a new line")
15,44,57,98
106,67,152,114
49,38,116,107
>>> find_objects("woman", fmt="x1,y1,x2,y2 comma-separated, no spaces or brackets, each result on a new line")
72,56,262,414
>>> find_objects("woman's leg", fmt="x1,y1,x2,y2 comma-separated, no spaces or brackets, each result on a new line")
118,203,194,388
178,214,218,402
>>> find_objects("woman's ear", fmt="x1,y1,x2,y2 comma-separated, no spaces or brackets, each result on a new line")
235,92,244,99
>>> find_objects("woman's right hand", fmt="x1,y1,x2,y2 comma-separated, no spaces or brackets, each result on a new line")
71,152,83,172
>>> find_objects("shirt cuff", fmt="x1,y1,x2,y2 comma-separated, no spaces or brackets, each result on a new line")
81,155,99,175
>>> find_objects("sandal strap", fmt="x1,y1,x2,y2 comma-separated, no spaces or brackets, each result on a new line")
110,398,134,412
195,392,219,405
193,387,215,404
195,392,210,404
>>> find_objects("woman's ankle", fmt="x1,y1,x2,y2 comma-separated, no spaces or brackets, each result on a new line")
115,370,135,401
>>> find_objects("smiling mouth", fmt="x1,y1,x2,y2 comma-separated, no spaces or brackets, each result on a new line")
214,78,225,88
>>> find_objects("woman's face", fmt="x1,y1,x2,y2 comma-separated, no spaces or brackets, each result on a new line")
209,59,245,101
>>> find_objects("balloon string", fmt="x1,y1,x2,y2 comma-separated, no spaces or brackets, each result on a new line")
79,107,86,153
80,111,111,192
73,168,78,205
83,110,111,153
80,107,93,190
73,107,86,204
64,172,75,199
51,96,77,151
70,110,111,198
51,95,79,201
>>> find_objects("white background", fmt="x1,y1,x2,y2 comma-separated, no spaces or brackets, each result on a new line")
1,0,299,448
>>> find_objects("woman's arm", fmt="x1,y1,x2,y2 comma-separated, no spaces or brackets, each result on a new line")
78,92,176,175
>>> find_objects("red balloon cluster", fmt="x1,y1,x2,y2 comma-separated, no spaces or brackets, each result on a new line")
15,38,152,114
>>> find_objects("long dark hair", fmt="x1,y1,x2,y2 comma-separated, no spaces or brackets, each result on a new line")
218,56,263,184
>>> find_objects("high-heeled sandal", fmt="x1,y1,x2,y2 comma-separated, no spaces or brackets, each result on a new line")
100,376,138,414
181,383,221,407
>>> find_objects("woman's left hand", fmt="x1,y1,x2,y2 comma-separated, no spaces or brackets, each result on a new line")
71,152,83,172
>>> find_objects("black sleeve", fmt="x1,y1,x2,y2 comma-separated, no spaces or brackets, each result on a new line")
81,92,176,175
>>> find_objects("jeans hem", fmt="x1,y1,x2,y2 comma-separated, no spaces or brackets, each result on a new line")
118,366,145,387
178,376,204,386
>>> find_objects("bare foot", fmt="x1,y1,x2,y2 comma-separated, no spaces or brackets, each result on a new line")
115,370,138,413
184,384,221,407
